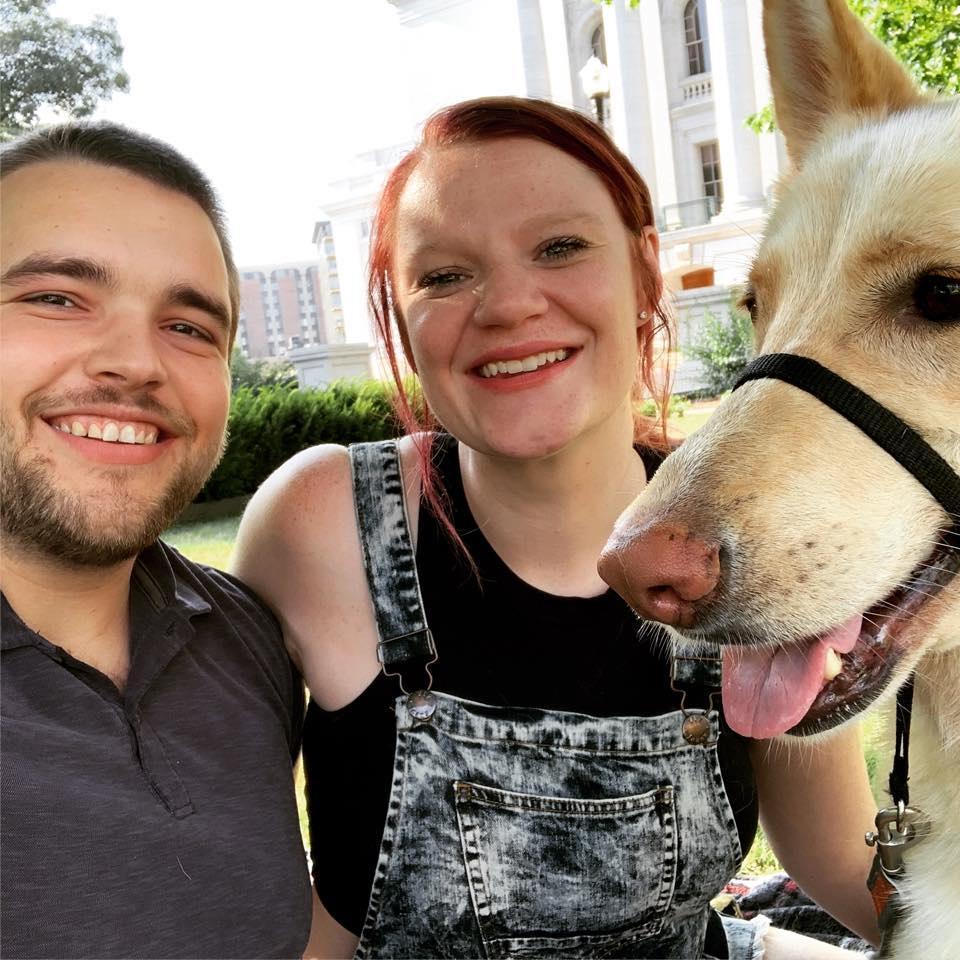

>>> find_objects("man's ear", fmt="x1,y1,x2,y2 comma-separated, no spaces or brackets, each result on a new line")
763,0,923,166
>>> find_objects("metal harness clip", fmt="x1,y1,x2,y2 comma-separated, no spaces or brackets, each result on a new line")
864,803,930,878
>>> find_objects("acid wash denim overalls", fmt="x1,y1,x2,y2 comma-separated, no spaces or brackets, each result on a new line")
349,441,767,960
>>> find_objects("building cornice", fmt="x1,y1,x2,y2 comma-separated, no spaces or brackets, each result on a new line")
388,0,471,25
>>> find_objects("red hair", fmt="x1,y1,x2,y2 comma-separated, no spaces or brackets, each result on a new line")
368,96,675,543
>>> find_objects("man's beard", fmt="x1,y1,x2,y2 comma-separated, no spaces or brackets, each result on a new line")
0,395,226,569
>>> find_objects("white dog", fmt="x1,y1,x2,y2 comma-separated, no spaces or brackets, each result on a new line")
599,1,960,958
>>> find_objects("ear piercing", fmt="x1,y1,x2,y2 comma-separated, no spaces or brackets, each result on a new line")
639,310,649,319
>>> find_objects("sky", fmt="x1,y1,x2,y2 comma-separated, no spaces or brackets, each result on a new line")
51,0,414,267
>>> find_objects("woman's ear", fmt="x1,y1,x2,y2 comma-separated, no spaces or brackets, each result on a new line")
634,226,663,326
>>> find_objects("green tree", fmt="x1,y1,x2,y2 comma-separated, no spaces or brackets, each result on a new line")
0,0,128,141
747,0,958,132
685,309,755,396
850,0,959,94
230,346,298,394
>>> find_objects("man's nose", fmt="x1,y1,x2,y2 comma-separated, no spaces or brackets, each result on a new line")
81,314,167,390
472,264,549,328
598,520,721,629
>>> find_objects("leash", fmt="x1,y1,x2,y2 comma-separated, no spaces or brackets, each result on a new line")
732,354,959,944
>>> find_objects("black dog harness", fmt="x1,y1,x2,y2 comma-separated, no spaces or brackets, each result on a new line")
732,354,960,526
732,353,960,947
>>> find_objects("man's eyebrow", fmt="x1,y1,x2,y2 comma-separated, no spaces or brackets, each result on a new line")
166,282,232,337
0,255,116,287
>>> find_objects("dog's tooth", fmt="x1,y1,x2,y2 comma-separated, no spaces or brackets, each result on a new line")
823,647,843,682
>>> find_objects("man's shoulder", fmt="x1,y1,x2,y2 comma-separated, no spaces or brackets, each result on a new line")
150,540,276,622
149,540,304,741
145,540,291,676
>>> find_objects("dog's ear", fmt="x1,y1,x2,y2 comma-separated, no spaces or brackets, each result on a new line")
763,0,924,165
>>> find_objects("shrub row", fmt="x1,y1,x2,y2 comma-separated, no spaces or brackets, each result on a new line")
196,381,400,502
197,377,698,504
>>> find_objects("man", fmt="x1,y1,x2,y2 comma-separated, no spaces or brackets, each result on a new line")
0,123,311,958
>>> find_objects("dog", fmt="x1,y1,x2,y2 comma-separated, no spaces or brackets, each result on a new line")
598,1,960,958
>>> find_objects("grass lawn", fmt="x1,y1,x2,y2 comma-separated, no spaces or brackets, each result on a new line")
164,515,242,570
164,401,888,877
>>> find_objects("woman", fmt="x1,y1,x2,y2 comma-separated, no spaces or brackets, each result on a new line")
233,97,878,959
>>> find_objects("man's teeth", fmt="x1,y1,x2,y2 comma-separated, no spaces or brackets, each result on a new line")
823,647,843,682
54,418,159,445
479,348,570,378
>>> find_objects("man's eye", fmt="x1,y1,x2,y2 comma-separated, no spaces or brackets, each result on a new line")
539,236,590,261
417,270,466,289
168,321,215,342
26,292,77,308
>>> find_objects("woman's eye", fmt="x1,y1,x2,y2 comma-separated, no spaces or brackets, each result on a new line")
539,236,589,261
913,273,960,325
417,270,466,289
26,292,77,308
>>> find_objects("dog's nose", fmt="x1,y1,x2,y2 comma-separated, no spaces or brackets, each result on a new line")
598,521,721,628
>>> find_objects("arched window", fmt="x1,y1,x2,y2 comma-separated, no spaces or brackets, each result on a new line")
591,22,607,64
684,0,708,76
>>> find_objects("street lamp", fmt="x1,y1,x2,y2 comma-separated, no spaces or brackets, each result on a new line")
579,55,610,127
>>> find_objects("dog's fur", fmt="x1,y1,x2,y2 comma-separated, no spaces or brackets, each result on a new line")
604,2,960,957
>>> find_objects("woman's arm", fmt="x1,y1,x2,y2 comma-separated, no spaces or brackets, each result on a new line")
750,724,881,946
303,889,360,960
231,443,380,710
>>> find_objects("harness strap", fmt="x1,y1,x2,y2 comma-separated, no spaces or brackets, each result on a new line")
890,677,914,809
732,354,960,529
349,441,436,692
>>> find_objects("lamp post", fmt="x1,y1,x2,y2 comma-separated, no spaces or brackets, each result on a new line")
579,55,610,127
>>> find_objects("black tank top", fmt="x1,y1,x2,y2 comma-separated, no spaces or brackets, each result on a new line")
302,436,758,935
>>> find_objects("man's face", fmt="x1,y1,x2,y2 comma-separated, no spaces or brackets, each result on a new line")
0,160,232,567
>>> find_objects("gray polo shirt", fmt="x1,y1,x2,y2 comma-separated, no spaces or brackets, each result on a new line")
1,540,311,959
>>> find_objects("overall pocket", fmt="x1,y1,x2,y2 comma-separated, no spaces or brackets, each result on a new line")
453,779,677,959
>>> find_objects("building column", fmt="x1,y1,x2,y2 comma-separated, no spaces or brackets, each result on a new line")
703,0,765,214
601,0,676,221
537,0,574,105
744,0,783,196
329,217,372,347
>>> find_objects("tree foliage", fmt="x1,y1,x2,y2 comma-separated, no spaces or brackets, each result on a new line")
685,309,755,396
850,0,959,95
0,0,128,141
229,347,298,394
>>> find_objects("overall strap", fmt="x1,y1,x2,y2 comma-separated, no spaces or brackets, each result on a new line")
670,644,722,745
349,441,436,692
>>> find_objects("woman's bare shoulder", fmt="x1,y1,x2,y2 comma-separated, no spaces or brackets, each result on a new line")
231,443,380,708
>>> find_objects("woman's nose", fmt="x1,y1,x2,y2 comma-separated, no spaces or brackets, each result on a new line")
471,265,549,328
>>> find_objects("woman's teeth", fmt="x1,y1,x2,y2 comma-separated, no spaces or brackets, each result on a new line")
479,348,570,379
51,418,159,445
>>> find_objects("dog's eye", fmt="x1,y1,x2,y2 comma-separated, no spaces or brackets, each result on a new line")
913,274,960,325
739,289,758,322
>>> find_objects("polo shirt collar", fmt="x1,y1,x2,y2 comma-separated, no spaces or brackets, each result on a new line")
133,541,211,620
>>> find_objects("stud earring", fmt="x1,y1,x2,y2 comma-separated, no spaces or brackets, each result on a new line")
639,310,648,319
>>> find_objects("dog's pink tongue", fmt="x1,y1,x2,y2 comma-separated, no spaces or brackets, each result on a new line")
721,614,862,739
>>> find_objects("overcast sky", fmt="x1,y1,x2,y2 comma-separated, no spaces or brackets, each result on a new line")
52,0,413,266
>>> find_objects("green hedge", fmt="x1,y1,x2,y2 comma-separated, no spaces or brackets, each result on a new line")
196,381,400,502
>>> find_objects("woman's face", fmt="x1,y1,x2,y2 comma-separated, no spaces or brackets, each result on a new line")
392,136,658,460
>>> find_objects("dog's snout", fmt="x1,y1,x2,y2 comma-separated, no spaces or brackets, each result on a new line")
599,521,721,628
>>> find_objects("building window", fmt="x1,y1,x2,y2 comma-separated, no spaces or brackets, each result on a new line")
684,0,708,76
590,23,606,64
699,141,723,210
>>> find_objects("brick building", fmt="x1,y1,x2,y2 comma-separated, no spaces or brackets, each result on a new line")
236,261,329,359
